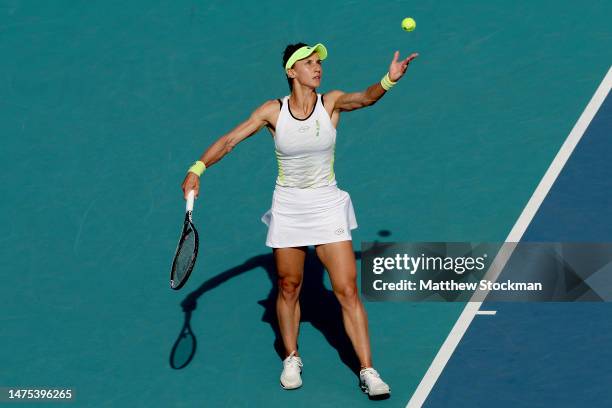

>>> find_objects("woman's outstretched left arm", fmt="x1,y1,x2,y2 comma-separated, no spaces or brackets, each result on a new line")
325,51,418,112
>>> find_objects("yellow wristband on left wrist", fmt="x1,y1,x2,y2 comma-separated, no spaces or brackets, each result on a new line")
380,73,397,91
188,161,206,177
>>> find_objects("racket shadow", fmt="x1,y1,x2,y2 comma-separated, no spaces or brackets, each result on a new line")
170,230,393,377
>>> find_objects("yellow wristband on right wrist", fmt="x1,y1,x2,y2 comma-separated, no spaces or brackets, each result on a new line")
380,73,397,91
188,160,206,177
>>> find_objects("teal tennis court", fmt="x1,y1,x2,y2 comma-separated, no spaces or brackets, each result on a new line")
2,1,611,407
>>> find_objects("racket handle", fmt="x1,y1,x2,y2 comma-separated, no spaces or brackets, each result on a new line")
186,190,195,212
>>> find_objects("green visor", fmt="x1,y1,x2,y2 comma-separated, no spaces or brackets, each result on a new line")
285,43,328,71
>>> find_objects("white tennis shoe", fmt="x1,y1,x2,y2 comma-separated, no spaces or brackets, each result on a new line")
280,351,303,390
359,367,390,397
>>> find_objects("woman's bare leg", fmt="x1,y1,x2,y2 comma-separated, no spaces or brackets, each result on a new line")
315,241,372,368
273,246,307,357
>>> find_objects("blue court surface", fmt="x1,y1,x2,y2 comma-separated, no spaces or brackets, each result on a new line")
1,2,611,407
422,72,612,408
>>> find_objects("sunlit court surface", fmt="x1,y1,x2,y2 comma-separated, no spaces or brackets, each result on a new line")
2,1,611,407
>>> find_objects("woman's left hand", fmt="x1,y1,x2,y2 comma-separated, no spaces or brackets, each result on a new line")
388,51,419,82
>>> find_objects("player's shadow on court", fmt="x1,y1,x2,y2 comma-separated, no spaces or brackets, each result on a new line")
171,232,394,376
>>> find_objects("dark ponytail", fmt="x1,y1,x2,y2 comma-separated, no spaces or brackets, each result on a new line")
282,42,308,91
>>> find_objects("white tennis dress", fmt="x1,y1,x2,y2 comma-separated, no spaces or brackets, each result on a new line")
261,93,358,248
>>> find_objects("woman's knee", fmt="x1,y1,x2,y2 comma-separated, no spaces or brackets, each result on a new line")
334,284,359,306
278,277,302,301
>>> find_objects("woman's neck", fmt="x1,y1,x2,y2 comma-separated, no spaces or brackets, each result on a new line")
289,86,317,116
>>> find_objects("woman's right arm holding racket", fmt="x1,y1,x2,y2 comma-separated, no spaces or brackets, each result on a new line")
181,100,279,199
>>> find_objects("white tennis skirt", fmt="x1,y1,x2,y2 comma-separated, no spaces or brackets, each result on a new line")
261,185,358,248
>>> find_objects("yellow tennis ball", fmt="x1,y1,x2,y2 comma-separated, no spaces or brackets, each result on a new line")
402,17,416,32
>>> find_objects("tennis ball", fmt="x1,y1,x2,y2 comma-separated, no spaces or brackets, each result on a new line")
402,17,416,32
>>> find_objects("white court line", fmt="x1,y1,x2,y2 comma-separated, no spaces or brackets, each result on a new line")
407,65,612,408
476,310,497,315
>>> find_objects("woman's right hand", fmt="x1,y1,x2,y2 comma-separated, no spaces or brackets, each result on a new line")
181,172,200,200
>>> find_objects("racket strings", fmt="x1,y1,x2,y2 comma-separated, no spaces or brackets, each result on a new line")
172,224,197,287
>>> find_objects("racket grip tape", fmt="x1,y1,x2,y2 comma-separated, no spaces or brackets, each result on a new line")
186,190,195,212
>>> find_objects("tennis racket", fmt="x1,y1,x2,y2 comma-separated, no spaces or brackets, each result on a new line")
170,190,199,290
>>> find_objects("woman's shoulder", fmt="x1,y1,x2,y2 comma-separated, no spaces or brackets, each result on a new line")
256,98,284,113
321,89,344,100
251,98,284,126
320,90,345,108
262,97,289,109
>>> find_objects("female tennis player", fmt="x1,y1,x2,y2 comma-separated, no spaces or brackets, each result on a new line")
181,42,417,397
